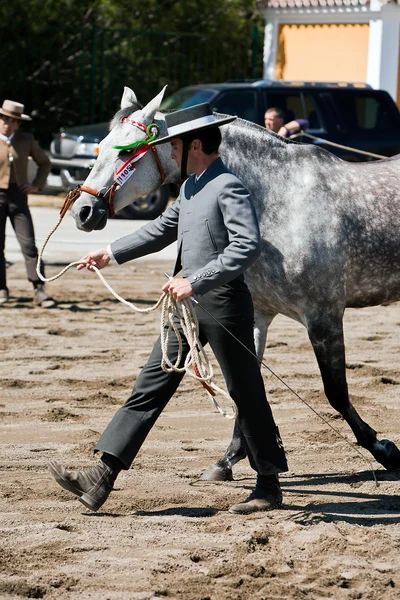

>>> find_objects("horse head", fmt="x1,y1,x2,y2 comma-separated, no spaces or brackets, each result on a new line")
71,87,179,231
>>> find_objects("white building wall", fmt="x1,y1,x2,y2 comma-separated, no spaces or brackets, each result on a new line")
367,2,400,99
258,1,400,101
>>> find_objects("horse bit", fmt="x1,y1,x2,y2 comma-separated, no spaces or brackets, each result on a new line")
59,118,165,219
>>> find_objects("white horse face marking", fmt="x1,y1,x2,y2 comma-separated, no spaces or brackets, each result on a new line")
71,86,176,231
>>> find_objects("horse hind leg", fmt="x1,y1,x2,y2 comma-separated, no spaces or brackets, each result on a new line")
201,312,276,481
307,310,400,470
201,419,245,481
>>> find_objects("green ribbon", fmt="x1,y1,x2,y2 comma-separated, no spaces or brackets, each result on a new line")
113,123,160,151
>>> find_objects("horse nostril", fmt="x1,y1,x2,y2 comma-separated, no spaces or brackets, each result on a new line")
79,205,92,224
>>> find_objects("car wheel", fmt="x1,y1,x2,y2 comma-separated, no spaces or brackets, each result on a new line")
115,185,171,220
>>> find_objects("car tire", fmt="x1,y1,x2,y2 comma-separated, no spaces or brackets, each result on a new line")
115,185,171,220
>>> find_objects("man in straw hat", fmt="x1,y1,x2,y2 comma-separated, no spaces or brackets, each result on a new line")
48,103,288,514
0,99,54,307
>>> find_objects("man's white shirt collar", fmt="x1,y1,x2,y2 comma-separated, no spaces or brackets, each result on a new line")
0,132,15,144
195,168,207,182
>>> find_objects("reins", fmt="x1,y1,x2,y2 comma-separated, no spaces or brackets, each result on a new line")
59,119,166,220
37,214,236,419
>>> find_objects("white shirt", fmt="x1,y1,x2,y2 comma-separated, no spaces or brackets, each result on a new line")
195,168,207,182
0,132,15,144
0,132,15,164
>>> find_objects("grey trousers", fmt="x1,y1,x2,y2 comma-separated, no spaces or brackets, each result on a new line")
0,184,43,289
96,279,288,476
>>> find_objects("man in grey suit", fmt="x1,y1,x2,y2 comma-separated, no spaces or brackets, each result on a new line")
48,103,288,514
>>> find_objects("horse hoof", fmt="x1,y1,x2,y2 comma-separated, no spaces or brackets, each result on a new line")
372,439,400,470
200,464,233,481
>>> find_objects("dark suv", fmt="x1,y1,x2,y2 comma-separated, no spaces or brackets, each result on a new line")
48,80,400,218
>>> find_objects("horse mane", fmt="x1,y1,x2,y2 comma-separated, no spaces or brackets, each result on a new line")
220,115,295,151
109,101,143,130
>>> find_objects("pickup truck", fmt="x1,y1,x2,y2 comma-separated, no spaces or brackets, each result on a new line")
47,80,400,218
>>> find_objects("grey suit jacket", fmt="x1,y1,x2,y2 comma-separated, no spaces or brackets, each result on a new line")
110,157,261,297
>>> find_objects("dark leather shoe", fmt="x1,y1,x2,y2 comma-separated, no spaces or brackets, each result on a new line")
48,459,115,511
229,482,282,514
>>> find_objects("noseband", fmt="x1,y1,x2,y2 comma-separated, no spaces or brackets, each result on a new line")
60,118,165,219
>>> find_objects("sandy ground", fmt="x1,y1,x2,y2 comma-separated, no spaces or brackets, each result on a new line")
1,255,400,600
28,192,66,209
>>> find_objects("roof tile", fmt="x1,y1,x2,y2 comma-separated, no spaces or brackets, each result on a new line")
257,0,373,8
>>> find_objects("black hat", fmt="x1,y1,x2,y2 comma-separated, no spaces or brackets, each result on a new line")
150,103,236,145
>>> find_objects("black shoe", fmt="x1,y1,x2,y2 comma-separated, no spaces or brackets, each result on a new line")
48,459,116,511
229,480,282,514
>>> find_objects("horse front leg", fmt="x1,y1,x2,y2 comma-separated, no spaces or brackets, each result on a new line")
307,311,400,470
201,311,276,481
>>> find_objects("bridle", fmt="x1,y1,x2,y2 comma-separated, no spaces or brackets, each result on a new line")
60,117,165,219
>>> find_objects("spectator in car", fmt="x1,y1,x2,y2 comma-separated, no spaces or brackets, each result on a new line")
0,99,55,307
264,107,309,138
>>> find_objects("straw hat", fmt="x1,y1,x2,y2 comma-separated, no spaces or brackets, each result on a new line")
151,103,236,145
0,99,32,121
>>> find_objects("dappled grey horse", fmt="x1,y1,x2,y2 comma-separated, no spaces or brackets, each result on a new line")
70,86,400,477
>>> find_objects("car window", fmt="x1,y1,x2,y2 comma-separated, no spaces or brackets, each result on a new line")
161,88,216,110
263,90,325,130
211,90,258,122
328,91,394,133
263,91,303,123
302,94,323,130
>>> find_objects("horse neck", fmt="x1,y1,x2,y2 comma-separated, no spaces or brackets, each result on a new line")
220,121,286,206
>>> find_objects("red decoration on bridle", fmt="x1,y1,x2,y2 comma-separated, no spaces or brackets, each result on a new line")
59,118,165,219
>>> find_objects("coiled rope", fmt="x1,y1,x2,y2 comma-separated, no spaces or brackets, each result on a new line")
36,213,237,420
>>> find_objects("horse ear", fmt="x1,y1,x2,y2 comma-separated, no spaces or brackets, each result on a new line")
121,87,138,110
141,86,167,123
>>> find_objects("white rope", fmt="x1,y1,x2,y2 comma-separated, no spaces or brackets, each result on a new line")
37,215,237,420
290,131,386,160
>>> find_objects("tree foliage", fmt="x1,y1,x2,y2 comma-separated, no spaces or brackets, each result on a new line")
0,1,264,145
1,0,261,37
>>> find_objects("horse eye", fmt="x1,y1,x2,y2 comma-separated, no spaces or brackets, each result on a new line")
118,150,131,160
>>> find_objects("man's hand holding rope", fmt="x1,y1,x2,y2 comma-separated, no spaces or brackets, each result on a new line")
75,248,194,303
162,277,194,302
76,247,111,271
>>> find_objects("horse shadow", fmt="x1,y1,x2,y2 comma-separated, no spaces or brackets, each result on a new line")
278,469,400,526
83,507,219,518
101,469,400,524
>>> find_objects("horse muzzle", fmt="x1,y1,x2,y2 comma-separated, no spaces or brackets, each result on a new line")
62,184,116,232
73,195,109,231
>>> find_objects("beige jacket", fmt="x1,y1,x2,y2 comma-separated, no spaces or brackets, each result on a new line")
0,130,51,190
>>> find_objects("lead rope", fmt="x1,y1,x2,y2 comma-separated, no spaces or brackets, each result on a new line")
37,207,380,485
289,131,385,160
36,216,237,420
